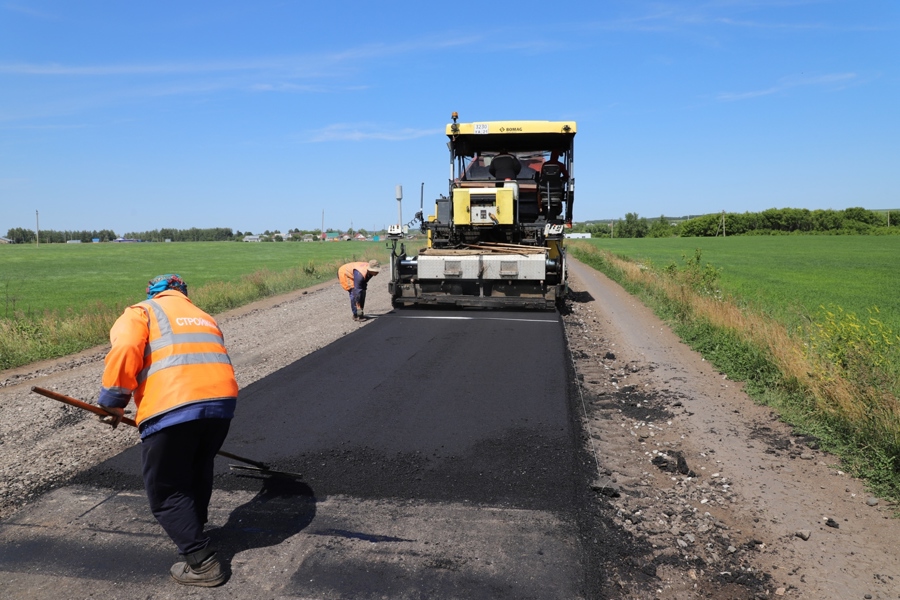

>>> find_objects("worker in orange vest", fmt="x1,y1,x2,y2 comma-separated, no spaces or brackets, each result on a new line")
338,259,381,321
98,274,238,587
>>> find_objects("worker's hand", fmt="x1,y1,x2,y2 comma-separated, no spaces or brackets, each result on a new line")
99,406,125,429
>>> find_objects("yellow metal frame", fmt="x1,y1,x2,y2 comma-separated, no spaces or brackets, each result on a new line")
452,190,470,226
451,188,515,226
547,239,563,260
494,190,514,225
447,120,577,136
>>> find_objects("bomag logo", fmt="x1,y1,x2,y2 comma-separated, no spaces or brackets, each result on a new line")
499,127,523,132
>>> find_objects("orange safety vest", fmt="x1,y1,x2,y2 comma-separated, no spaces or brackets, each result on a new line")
101,290,238,425
338,262,371,292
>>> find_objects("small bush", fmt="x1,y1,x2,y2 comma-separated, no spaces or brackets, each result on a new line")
806,305,900,395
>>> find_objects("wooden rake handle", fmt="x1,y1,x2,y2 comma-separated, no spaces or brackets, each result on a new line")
32,386,138,427
30,386,270,471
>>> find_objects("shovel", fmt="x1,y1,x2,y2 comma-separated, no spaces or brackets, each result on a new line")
30,386,302,479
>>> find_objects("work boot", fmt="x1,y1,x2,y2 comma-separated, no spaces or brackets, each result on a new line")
170,552,225,587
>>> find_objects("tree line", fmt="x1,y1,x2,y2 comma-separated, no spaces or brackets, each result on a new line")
122,227,237,242
4,228,119,244
7,207,897,243
573,207,900,238
3,226,368,243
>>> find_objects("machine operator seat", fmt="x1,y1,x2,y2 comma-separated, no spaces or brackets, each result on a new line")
539,162,565,218
489,153,522,181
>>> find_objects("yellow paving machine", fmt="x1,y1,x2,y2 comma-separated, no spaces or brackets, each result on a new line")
389,112,577,309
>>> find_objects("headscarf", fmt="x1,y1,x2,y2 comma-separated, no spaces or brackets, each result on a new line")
146,274,188,299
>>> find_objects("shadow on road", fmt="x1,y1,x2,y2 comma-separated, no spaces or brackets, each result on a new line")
209,476,317,562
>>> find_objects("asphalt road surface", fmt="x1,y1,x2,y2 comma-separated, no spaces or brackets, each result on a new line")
0,308,606,599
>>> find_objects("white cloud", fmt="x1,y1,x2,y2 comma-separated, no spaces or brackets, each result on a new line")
583,1,886,34
716,72,858,101
0,33,482,78
0,58,316,77
249,82,370,94
306,123,440,143
0,177,31,189
2,2,58,20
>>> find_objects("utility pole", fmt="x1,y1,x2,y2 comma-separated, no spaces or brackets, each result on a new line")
321,209,324,241
35,210,39,247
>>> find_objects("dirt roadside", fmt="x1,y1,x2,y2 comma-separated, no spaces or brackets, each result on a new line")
0,278,384,522
1,261,898,599
565,258,900,599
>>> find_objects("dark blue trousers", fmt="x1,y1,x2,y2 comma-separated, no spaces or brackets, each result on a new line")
348,288,367,316
141,418,230,556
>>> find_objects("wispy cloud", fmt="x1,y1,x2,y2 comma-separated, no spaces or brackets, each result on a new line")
306,123,440,143
0,76,242,123
250,82,369,93
0,122,87,130
716,72,859,101
0,58,322,77
0,32,485,122
0,33,481,78
584,1,890,34
2,2,58,20
0,177,31,190
705,0,826,7
712,16,827,30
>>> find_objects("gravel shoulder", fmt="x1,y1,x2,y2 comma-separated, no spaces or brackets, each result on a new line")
2,263,899,599
565,258,900,599
0,278,390,520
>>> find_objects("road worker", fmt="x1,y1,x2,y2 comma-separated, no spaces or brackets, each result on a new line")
338,259,380,321
97,274,238,587
543,150,569,179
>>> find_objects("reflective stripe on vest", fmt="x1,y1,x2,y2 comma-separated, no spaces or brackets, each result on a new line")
133,294,237,424
137,299,232,383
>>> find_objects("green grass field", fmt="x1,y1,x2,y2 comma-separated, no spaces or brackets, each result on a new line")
572,235,900,501
581,236,900,332
0,241,390,319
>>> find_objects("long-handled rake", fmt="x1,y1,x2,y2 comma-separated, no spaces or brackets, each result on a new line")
30,386,302,479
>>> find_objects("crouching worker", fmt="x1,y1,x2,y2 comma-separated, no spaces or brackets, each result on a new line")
97,274,238,587
338,259,380,321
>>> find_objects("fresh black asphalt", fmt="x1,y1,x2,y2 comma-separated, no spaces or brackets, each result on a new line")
5,309,614,598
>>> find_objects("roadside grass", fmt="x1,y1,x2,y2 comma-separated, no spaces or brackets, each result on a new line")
569,241,900,504
582,235,900,334
0,242,387,371
1,241,388,317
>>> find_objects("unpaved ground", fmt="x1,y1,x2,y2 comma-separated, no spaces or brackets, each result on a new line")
0,278,385,521
564,259,900,599
1,261,899,599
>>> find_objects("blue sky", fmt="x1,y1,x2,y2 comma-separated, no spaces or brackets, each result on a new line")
1,1,897,235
